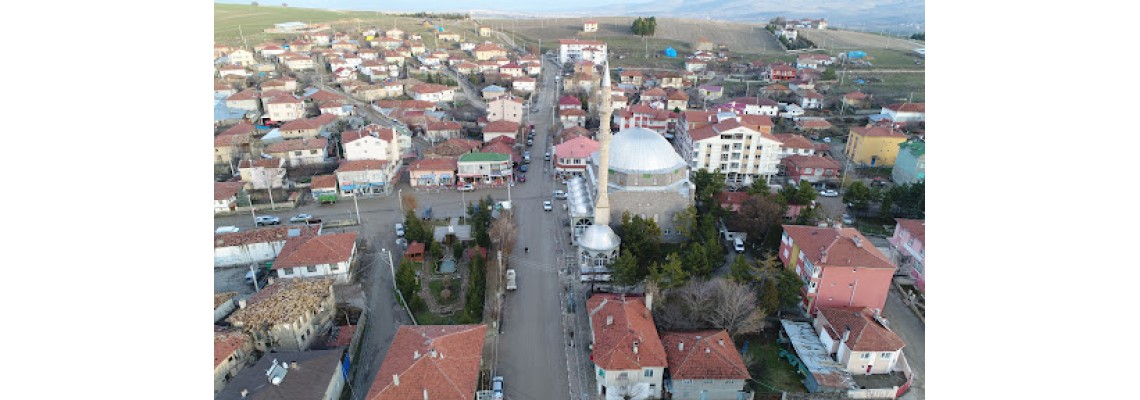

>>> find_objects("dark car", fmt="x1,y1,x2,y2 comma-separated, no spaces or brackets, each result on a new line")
519,164,529,172
517,174,526,183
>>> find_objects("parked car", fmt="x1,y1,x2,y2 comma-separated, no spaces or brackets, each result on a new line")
552,190,567,199
395,223,405,237
527,138,533,146
458,183,475,192
822,137,832,143
543,200,553,211
519,164,529,172
517,174,526,183
216,226,240,234
544,152,551,161
255,216,281,226
733,237,745,253
289,214,321,224
842,214,854,225
819,189,839,197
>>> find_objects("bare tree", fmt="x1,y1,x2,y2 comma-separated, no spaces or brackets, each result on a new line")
708,278,767,339
401,192,418,212
489,213,518,255
611,383,648,400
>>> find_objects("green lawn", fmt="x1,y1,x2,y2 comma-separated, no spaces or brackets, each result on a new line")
832,70,925,103
428,278,461,306
746,338,807,393
413,309,456,325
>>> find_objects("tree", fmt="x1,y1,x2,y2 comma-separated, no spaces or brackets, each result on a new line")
910,33,925,40
691,169,725,208
704,236,723,276
844,181,872,210
404,210,428,244
672,206,698,240
648,253,689,289
708,278,766,339
745,179,771,196
729,255,755,283
395,259,420,303
489,215,518,254
683,241,711,277
611,250,641,286
452,242,464,260
673,106,681,114
770,268,804,309
821,67,837,81
793,181,819,205
430,241,444,261
402,192,418,213
759,277,779,315
736,194,784,248
618,212,662,271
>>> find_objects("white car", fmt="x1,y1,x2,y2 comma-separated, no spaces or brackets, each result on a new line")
395,223,405,237
491,376,504,399
820,189,840,197
552,190,567,199
543,201,553,211
457,183,475,192
822,137,832,143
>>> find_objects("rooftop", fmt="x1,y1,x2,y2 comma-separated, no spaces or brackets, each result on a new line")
226,278,334,328
587,294,667,371
366,325,487,400
216,349,344,400
215,225,320,249
817,307,906,352
338,159,391,172
660,330,750,380
273,232,358,270
781,225,896,270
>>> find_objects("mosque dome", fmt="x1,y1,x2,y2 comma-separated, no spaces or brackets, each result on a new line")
579,224,620,251
603,127,686,174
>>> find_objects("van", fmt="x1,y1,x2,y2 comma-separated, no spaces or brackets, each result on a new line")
733,238,745,253
216,226,240,234
523,154,531,163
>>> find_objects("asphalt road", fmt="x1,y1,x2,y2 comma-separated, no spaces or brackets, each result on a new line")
494,55,572,400
882,286,925,400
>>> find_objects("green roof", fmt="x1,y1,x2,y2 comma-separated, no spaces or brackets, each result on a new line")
459,152,510,162
899,140,925,157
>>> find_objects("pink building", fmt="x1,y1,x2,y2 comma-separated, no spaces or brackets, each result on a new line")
779,224,897,315
554,136,599,177
887,219,925,293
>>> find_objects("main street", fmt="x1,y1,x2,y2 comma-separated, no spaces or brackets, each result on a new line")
493,53,574,400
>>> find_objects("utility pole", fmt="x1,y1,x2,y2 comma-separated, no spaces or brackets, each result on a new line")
384,248,417,325
250,264,261,292
351,185,362,224
263,169,276,210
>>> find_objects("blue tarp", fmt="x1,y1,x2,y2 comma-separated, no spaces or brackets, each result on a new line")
664,47,677,58
847,50,867,59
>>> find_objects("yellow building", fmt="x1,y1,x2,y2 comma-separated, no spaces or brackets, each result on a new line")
845,125,909,167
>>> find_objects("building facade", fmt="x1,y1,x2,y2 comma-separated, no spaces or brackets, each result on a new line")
779,225,897,315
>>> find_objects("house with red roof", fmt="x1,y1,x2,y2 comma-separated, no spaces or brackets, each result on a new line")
584,21,599,32
620,70,645,87
813,307,907,375
666,89,689,112
279,118,322,140
796,118,833,131
218,64,249,78
310,175,339,202
226,278,337,352
512,76,537,92
487,96,524,124
343,124,400,163
779,225,898,314
472,43,508,60
237,157,286,190
265,94,306,122
272,232,359,284
587,294,667,400
659,330,751,400
797,90,825,109
559,108,588,129
336,159,395,196
558,39,608,64
498,62,524,78
214,182,247,214
483,120,520,142
675,111,782,186
843,91,871,109
214,329,255,394
214,131,254,166
425,120,462,143
881,103,925,123
888,219,925,292
559,94,583,110
214,224,322,268
265,138,329,167
408,83,456,102
410,157,458,187
365,325,486,400
782,155,841,185
226,89,261,111
426,138,482,159
766,63,797,81
617,104,674,136
713,191,750,213
773,133,817,159
555,136,600,177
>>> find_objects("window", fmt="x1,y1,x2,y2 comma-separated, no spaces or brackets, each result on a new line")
306,266,317,273
330,264,340,272
310,149,318,154
644,369,654,377
881,352,893,359
722,144,731,151
282,268,292,276
860,353,872,359
720,154,729,161
294,151,302,156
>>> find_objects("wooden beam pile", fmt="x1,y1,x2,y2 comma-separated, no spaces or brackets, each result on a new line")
226,278,333,328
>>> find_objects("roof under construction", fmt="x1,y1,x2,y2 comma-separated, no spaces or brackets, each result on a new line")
227,278,334,328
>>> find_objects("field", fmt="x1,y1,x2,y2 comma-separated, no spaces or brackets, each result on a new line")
799,29,923,53
832,70,925,103
214,4,507,48
485,16,784,58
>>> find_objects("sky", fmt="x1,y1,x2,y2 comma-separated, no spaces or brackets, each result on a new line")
218,0,618,13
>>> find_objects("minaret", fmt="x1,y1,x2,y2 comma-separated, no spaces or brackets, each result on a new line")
594,62,614,226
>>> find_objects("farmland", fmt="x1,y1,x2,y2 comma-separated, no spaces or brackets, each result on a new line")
799,29,923,53
214,4,508,49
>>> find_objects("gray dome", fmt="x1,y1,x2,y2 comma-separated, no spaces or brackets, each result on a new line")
579,224,620,251
604,127,686,174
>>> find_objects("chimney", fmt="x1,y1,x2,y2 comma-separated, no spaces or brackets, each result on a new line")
393,374,400,386
291,362,298,369
678,342,685,351
718,339,724,347
414,350,420,359
853,236,863,248
841,325,851,344
606,315,613,326
423,389,430,400
633,341,639,354
241,389,249,398
430,349,438,358
833,221,843,229
645,293,653,311
238,299,248,309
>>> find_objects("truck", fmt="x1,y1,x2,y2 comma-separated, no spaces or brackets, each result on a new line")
505,269,517,290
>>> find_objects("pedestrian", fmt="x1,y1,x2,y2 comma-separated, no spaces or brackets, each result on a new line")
525,247,529,253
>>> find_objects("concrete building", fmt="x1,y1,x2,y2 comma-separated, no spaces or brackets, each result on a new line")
214,182,246,214
814,307,907,375
409,157,457,187
888,219,925,293
214,329,256,394
272,232,359,284
659,330,751,400
779,225,897,315
226,278,337,352
486,96,524,124
457,152,512,185
265,138,329,167
238,158,287,190
675,111,782,186
343,125,401,162
891,140,925,185
559,39,608,64
216,349,346,400
336,159,395,196
844,125,909,167
555,136,600,177
588,294,667,400
213,225,322,268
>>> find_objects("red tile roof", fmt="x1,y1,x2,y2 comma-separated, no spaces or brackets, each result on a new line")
214,133,251,147
307,89,346,102
427,121,462,131
338,159,391,172
555,136,600,159
559,95,582,106
774,134,814,150
667,90,689,100
273,232,358,270
410,84,453,94
642,87,666,97
279,118,320,132
215,225,321,248
894,218,925,243
885,103,925,113
214,182,245,201
226,89,260,101
343,125,396,143
714,191,750,209
410,157,457,171
800,90,825,99
782,155,840,170
483,120,520,133
559,108,587,117
267,95,302,105
366,325,487,400
559,39,606,45
311,174,338,189
660,330,750,380
237,158,284,169
266,138,328,153
473,43,507,53
817,307,906,352
796,119,832,129
587,294,667,371
214,330,249,368
844,91,868,100
781,225,896,270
